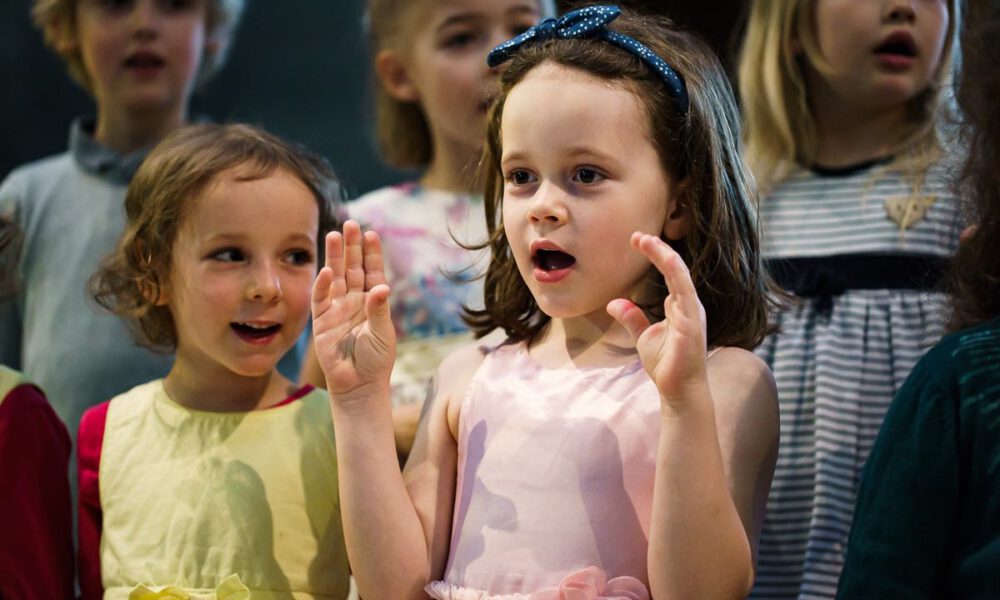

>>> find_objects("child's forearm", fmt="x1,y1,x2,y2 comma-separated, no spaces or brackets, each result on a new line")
331,388,433,600
647,385,754,600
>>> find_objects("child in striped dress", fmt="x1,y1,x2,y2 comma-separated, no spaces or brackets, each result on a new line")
737,1,964,597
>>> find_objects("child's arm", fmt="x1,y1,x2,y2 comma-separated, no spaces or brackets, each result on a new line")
608,233,779,600
313,221,473,599
0,385,74,600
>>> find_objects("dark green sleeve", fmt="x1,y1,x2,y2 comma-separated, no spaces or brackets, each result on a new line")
836,358,959,599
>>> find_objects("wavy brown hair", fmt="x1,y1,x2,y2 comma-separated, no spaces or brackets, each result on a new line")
90,123,342,352
466,8,773,350
948,0,1000,330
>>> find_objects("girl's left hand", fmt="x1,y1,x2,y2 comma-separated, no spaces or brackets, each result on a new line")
607,233,708,406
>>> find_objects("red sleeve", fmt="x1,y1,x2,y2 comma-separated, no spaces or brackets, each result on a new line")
78,401,110,600
0,384,74,600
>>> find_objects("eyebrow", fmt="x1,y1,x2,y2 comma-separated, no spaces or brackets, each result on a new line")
437,3,540,31
204,232,317,245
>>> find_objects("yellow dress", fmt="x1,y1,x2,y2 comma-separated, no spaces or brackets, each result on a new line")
98,380,349,599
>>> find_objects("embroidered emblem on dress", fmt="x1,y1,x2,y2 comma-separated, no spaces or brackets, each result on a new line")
884,195,936,231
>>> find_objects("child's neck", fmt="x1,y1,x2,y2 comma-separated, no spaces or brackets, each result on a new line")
163,358,296,413
420,138,481,195
808,80,910,168
93,104,188,156
529,313,639,370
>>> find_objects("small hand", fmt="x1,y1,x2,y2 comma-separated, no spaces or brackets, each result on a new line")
607,233,708,405
312,220,396,398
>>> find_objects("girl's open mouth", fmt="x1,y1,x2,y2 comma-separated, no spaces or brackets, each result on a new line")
532,248,576,283
231,322,281,343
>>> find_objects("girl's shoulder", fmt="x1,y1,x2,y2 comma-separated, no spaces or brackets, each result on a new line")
434,332,511,434
706,347,777,411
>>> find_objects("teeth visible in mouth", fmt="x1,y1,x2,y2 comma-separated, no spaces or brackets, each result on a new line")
534,249,576,271
238,322,273,330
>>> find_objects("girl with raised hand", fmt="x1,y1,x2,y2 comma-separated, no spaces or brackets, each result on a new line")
314,6,778,599
738,0,962,596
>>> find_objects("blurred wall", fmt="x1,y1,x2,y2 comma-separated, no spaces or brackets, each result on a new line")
1,0,745,195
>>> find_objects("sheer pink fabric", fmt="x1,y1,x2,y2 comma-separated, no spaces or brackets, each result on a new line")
427,343,660,599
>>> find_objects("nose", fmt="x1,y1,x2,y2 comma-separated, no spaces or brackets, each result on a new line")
246,261,282,303
526,182,568,226
130,0,162,41
884,0,916,24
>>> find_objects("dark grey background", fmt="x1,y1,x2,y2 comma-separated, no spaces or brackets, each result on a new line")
0,0,743,197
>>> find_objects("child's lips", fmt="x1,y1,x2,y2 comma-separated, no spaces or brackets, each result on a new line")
124,51,166,71
530,240,576,283
231,321,282,345
873,31,918,70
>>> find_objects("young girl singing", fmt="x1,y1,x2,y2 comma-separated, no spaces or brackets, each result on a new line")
314,6,779,599
78,124,350,599
738,0,963,597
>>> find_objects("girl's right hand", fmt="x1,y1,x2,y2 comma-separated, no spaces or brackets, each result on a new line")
312,220,397,400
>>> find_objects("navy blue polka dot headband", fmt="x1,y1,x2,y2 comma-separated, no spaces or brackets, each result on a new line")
487,4,689,116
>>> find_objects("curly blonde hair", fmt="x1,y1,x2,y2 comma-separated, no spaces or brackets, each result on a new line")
32,0,245,93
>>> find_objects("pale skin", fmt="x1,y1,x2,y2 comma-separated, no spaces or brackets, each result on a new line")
315,221,778,599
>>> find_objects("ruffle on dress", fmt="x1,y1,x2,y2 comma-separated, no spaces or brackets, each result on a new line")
128,574,250,600
426,566,649,600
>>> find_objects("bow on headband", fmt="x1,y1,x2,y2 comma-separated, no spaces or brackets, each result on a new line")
486,5,689,116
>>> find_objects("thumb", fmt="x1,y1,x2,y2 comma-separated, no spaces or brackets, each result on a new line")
607,298,650,346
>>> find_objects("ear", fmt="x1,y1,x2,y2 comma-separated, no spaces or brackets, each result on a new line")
49,14,78,54
374,48,419,103
663,178,691,241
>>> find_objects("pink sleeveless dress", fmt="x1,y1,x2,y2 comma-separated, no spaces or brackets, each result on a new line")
426,342,661,600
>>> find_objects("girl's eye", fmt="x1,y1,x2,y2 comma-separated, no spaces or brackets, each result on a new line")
507,169,536,185
210,248,244,262
92,0,132,11
573,168,604,185
443,31,478,49
286,249,315,266
159,0,198,11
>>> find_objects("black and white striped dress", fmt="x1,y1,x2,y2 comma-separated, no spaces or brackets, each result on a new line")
750,160,964,599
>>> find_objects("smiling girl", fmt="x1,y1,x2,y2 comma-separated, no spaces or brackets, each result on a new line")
78,124,350,599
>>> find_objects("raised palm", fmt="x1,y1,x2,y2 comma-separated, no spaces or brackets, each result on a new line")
312,221,396,397
607,233,708,404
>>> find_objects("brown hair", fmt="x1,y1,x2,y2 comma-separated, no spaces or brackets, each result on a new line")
738,0,959,194
466,8,773,350
366,0,434,169
948,0,1000,330
32,0,245,93
91,123,342,352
